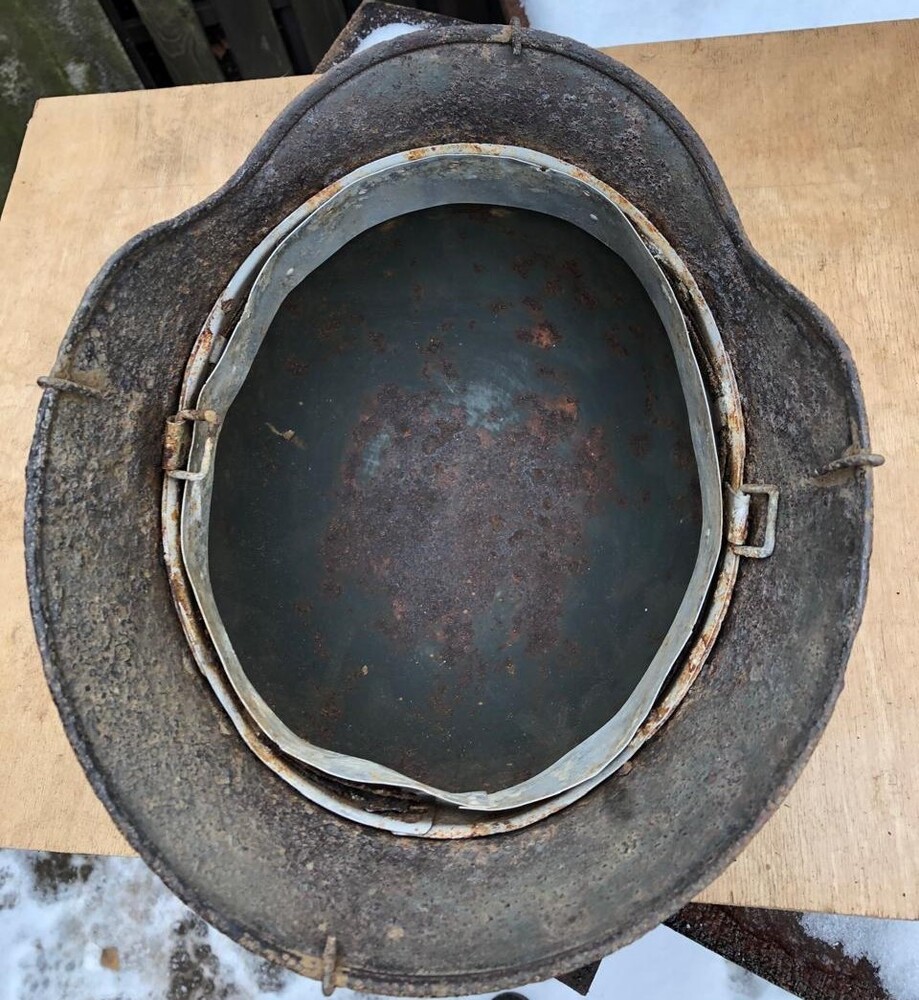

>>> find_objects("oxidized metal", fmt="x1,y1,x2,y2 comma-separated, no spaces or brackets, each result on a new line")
173,145,726,812
26,23,874,996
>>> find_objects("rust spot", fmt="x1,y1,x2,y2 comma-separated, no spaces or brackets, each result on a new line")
197,326,215,358
522,295,543,315
321,179,343,199
605,330,629,358
563,258,583,280
555,397,578,420
430,680,455,718
321,384,618,678
630,433,650,459
284,355,311,376
512,255,535,279
319,693,343,721
162,418,186,472
517,322,561,350
672,439,694,471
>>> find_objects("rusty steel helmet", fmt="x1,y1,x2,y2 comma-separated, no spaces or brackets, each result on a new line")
27,22,876,997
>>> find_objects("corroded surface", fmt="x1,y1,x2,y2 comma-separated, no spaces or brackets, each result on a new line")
208,205,699,792
26,25,872,996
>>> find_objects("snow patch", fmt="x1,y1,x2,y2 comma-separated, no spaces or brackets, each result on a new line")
353,23,423,57
800,912,919,1000
0,848,807,1000
520,0,919,48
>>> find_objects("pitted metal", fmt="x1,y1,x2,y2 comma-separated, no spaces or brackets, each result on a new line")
174,146,726,813
162,144,751,837
26,24,874,996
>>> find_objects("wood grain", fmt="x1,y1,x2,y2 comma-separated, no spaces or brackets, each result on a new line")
134,0,223,84
618,21,919,917
212,0,292,79
289,0,347,68
0,19,916,917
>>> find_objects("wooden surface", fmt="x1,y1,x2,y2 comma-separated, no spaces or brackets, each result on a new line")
0,0,140,204
133,0,224,84
211,0,292,78
0,19,916,917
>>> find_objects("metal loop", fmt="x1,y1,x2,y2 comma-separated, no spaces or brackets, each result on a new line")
164,409,220,481
731,483,779,559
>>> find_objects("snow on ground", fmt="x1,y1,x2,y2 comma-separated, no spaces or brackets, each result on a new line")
521,0,919,48
801,912,919,1000
0,849,797,1000
353,23,424,57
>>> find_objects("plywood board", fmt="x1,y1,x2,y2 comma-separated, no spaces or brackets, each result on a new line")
0,19,916,917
